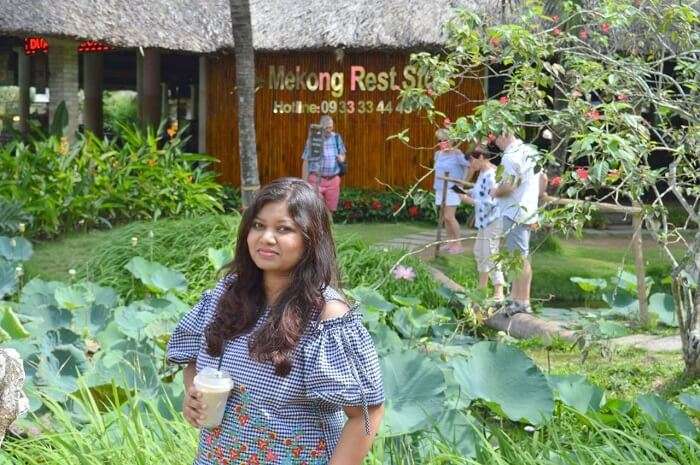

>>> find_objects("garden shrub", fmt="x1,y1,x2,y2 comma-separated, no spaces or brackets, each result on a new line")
0,125,223,237
222,186,473,224
103,90,138,135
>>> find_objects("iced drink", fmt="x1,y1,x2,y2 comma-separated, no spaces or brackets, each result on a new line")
193,367,234,428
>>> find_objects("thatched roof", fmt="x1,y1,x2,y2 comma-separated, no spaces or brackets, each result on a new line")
0,0,504,53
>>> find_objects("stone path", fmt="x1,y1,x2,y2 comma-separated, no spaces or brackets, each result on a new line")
379,228,683,353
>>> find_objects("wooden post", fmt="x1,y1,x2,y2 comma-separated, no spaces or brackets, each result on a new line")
197,56,207,153
83,53,104,138
141,48,161,129
435,171,450,258
632,207,649,325
16,47,30,138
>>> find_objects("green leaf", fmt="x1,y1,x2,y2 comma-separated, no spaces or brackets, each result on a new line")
54,284,92,310
207,247,233,271
637,394,697,438
679,393,700,418
380,349,446,436
114,302,158,340
372,324,404,356
548,374,605,413
20,278,64,309
648,293,677,327
0,236,33,262
0,306,30,339
570,277,607,293
433,410,482,458
0,260,17,299
50,101,69,136
125,257,187,294
452,341,554,425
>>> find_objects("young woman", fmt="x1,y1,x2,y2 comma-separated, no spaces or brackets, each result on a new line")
167,178,384,465
433,129,470,254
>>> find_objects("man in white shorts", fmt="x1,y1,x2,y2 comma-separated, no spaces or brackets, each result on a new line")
490,132,546,315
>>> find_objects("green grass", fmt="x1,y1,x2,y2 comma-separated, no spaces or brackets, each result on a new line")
334,221,433,245
435,233,675,306
523,344,692,400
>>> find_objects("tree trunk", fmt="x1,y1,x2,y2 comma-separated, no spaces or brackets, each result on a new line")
673,236,700,379
229,0,261,208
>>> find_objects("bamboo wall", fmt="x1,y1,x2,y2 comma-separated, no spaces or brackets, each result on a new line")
206,51,484,189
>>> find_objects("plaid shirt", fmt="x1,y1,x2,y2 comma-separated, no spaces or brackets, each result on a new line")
302,132,346,177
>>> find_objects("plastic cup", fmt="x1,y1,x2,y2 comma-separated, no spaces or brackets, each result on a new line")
193,367,234,428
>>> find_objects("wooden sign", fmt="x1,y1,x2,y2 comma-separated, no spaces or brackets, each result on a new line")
307,123,324,163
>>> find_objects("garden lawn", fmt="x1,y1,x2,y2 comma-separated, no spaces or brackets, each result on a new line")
435,234,676,306
24,216,432,283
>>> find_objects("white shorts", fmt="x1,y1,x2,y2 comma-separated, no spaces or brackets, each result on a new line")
473,219,504,285
435,189,461,207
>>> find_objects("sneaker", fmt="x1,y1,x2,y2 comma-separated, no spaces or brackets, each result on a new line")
502,301,532,317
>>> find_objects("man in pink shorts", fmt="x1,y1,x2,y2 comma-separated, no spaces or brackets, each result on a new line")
301,115,346,212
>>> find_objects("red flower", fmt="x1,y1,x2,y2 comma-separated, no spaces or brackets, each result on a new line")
229,449,240,460
311,450,321,458
499,95,509,105
578,29,588,40
342,200,353,209
586,109,601,121
552,27,562,36
234,405,242,414
576,167,589,181
371,199,382,210
268,431,277,440
212,427,222,438
317,439,326,451
206,434,213,446
443,117,452,127
240,444,248,453
283,438,293,447
247,453,259,465
408,205,420,218
550,176,562,188
239,415,249,426
257,439,269,450
600,22,611,34
265,450,278,462
292,447,303,458
489,36,501,47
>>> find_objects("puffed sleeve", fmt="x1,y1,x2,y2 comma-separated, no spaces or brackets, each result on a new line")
303,309,384,434
166,290,212,365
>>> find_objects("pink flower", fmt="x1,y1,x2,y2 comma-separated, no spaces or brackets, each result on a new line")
616,93,629,102
550,176,562,188
408,205,420,218
265,451,278,462
576,167,589,181
600,22,611,34
443,117,452,127
586,109,601,121
392,265,416,281
578,29,588,40
371,199,382,210
552,27,562,36
499,95,509,105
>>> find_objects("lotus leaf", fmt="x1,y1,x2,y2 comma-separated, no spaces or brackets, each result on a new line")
0,236,32,262
637,394,697,438
0,306,29,339
207,247,233,271
380,349,446,436
548,374,605,413
452,341,554,425
433,410,482,458
679,393,700,418
648,293,677,327
125,257,187,294
570,277,607,293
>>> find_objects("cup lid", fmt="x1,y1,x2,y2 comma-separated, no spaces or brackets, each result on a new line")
194,367,234,390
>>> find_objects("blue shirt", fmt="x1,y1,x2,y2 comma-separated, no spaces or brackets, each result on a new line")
167,275,384,465
302,132,346,177
470,167,499,229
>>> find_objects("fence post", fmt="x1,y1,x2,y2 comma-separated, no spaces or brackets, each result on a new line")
435,171,450,258
632,206,649,325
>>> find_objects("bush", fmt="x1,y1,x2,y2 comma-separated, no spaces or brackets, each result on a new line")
222,186,474,224
103,91,138,135
0,125,224,237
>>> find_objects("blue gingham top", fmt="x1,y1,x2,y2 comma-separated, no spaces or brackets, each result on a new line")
167,275,384,465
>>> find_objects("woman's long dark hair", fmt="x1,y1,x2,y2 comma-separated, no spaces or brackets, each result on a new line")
204,178,339,376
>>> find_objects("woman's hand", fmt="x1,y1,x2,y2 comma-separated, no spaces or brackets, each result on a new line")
183,384,207,428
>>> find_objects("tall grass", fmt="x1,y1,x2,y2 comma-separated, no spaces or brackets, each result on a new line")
4,390,697,465
81,214,240,302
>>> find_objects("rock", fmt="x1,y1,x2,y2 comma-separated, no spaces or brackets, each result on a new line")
0,348,29,446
